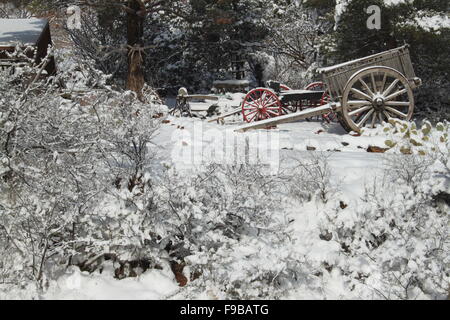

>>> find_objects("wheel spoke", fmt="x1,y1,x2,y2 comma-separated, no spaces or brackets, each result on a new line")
380,72,387,93
266,110,279,117
378,112,384,124
249,112,258,122
385,88,407,101
347,100,371,108
249,94,261,107
359,78,374,96
384,101,410,107
244,99,260,108
382,79,399,97
370,111,377,128
370,73,377,93
264,95,276,107
245,110,258,116
243,104,258,110
261,94,269,107
349,105,372,117
351,88,372,101
385,106,408,118
357,109,375,127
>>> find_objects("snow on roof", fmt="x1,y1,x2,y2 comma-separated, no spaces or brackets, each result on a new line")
0,18,48,47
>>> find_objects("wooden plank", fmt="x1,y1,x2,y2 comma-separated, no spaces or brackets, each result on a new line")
207,108,242,123
234,103,341,132
184,95,219,101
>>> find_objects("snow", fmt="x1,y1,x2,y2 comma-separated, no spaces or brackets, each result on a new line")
410,14,450,33
1,45,448,299
334,0,350,28
384,0,410,5
155,117,394,198
0,18,48,46
1,111,447,299
44,264,180,300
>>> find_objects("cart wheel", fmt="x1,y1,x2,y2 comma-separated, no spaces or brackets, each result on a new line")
341,66,414,133
281,101,301,114
304,82,336,122
280,84,291,91
242,88,282,123
305,82,325,91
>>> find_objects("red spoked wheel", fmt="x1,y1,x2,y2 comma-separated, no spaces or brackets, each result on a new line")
305,82,325,91
304,81,336,123
242,88,282,123
280,84,291,91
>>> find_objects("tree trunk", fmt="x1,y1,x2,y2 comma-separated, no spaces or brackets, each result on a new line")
126,0,146,96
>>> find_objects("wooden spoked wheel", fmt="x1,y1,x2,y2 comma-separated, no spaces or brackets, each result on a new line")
280,84,291,91
242,88,283,123
341,66,414,133
304,82,335,122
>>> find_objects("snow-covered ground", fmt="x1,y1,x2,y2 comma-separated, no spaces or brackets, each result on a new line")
9,112,443,300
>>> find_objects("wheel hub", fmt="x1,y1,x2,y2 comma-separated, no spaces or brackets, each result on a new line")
372,96,385,111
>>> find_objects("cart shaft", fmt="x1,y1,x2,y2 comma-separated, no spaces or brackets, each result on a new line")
234,103,341,132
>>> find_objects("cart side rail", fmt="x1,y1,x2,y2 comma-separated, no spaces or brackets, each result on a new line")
318,45,420,100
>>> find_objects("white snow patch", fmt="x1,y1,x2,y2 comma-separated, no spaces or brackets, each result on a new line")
44,265,179,300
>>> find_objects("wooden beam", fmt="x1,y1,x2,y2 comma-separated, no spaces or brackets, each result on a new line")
207,108,242,123
234,103,340,132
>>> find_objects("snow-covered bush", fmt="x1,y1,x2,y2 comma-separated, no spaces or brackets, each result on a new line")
184,236,308,300
157,163,286,253
154,163,307,299
318,155,449,300
0,49,165,289
289,152,335,203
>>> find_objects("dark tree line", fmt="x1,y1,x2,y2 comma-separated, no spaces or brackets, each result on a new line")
3,0,449,120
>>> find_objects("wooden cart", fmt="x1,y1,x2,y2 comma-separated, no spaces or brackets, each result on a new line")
235,45,422,133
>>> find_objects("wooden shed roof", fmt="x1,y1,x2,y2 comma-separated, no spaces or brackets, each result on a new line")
0,18,49,47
